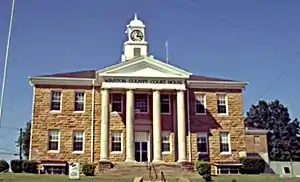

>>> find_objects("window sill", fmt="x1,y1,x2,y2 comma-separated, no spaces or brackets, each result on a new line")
197,152,208,155
72,151,84,154
49,111,61,114
111,151,122,155
217,113,229,117
135,112,149,114
47,150,59,153
161,113,171,115
162,151,171,155
219,152,232,155
73,111,84,114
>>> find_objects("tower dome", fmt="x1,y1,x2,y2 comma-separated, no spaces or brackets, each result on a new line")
128,13,145,27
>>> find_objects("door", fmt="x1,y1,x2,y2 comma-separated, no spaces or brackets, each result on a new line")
134,132,149,162
135,141,148,162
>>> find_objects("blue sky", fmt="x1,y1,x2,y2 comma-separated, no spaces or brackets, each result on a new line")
0,0,299,161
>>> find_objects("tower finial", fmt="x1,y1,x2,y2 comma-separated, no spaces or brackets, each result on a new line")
134,13,138,20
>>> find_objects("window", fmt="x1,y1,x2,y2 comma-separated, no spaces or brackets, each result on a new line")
134,94,148,113
111,93,123,113
217,94,227,114
197,133,208,153
220,132,231,153
74,92,84,112
283,167,291,174
72,131,84,152
254,136,260,144
50,91,61,111
161,94,170,114
133,48,141,57
195,94,206,114
111,131,122,153
48,130,59,151
162,132,171,153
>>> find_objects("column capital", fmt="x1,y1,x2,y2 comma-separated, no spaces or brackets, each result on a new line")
152,89,161,93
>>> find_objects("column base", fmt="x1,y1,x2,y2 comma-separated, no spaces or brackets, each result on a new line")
99,158,110,162
125,159,137,163
152,159,164,164
176,159,187,163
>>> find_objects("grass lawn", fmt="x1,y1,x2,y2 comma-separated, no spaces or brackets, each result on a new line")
0,173,133,182
1,173,300,182
189,174,300,182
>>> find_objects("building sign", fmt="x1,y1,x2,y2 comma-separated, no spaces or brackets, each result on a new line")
104,78,183,84
68,162,80,180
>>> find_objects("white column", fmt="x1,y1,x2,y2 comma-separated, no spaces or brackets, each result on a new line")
152,90,162,163
177,90,187,162
100,89,109,161
125,89,135,162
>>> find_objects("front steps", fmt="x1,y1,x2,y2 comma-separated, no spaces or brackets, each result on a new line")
98,162,197,180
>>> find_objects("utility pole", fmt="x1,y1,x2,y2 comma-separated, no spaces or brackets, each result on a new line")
19,128,23,160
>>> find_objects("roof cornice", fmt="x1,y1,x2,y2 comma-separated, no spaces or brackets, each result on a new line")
187,80,248,90
29,77,98,86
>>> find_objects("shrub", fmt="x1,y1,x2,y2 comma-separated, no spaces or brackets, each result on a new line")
195,160,211,176
82,163,95,176
23,160,38,173
202,174,212,182
240,157,265,174
0,160,9,173
10,159,23,173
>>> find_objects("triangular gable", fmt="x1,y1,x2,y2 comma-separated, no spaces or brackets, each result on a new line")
97,56,191,78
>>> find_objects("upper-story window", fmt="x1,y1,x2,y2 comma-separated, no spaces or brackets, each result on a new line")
74,92,85,112
133,48,141,57
134,94,148,113
217,94,228,114
48,129,60,152
50,91,61,111
160,94,170,114
111,93,123,113
195,94,206,114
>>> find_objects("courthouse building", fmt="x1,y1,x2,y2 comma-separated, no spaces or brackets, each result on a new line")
29,14,248,174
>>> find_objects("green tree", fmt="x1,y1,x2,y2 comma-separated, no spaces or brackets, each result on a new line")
244,100,300,161
15,121,31,159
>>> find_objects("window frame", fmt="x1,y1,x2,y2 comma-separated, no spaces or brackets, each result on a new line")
160,94,171,114
48,129,60,153
219,132,231,155
111,131,122,154
74,91,85,112
72,130,84,154
161,131,171,154
195,93,206,115
111,93,123,114
134,94,149,114
197,132,208,154
217,94,228,115
50,90,62,112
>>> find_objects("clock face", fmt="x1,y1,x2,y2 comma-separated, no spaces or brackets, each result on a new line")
130,30,143,41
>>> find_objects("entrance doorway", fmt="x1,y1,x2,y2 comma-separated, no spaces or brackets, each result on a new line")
134,132,149,162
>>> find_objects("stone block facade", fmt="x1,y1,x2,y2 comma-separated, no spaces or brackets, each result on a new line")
30,85,246,172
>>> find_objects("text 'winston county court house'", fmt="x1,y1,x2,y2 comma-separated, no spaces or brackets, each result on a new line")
28,14,262,175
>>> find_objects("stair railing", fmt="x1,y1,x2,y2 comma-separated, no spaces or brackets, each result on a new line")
161,171,166,182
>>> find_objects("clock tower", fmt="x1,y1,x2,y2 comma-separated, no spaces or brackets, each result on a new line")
121,14,148,62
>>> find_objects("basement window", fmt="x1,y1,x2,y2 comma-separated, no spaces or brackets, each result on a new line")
283,167,291,175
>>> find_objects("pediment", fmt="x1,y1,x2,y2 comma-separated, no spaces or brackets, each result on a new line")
97,56,191,78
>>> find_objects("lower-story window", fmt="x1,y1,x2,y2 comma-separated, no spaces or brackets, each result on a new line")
48,129,60,152
72,131,84,153
162,131,171,153
111,131,122,153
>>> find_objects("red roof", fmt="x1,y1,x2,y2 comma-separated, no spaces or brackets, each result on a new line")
37,70,238,82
